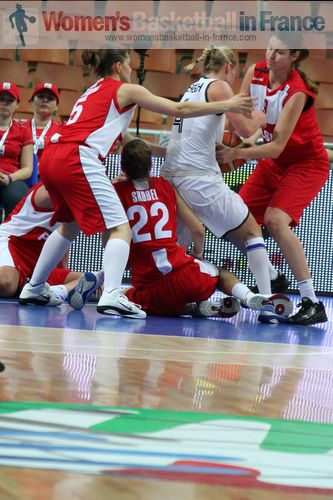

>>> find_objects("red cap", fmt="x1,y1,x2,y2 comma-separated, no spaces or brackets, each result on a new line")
0,82,20,101
31,82,60,103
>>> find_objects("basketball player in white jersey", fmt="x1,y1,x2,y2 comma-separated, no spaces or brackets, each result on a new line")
19,49,255,319
0,182,103,302
161,46,289,322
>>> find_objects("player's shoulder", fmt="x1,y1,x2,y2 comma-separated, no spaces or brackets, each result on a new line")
151,175,173,190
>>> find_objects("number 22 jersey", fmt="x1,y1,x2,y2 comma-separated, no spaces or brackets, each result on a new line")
114,176,194,287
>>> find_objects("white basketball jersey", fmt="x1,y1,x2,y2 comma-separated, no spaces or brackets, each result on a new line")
162,77,225,176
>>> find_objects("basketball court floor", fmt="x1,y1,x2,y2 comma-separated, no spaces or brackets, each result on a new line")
0,292,332,499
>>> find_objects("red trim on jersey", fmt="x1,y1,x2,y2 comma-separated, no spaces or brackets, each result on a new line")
252,61,327,165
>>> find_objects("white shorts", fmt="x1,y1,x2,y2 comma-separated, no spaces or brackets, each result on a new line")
167,175,249,240
0,238,14,267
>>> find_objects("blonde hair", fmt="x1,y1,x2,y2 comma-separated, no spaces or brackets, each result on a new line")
184,45,237,74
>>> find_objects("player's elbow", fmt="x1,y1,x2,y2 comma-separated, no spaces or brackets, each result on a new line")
191,223,205,241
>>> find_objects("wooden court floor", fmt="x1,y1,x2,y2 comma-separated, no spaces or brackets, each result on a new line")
0,294,332,499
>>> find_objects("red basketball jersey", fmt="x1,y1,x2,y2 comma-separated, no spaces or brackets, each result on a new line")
251,62,326,164
0,120,33,174
51,78,135,159
0,182,60,272
114,177,194,287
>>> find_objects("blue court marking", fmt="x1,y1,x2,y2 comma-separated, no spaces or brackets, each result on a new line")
0,296,332,348
0,440,241,463
0,455,249,475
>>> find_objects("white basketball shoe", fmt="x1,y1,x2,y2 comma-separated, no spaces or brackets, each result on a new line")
97,288,146,319
19,282,63,306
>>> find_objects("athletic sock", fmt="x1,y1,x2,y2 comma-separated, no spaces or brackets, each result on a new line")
268,261,279,280
231,283,253,304
246,237,271,295
298,278,318,303
30,230,72,286
103,239,130,293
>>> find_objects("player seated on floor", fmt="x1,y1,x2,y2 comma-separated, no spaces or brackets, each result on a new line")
69,139,293,322
0,182,103,304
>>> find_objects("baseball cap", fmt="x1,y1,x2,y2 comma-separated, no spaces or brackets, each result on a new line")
31,82,60,103
0,82,20,101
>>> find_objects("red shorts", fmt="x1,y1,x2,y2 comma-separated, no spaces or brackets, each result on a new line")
239,158,329,226
126,260,219,316
8,239,72,291
16,266,71,292
39,143,128,236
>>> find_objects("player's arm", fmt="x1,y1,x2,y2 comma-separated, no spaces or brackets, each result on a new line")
121,132,166,157
174,188,205,259
208,79,265,138
220,92,306,163
11,143,33,182
117,83,255,118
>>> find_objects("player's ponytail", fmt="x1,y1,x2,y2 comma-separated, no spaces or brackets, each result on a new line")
81,49,129,77
292,49,319,95
184,45,237,75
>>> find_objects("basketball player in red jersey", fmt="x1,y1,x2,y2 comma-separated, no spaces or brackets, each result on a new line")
19,49,255,319
70,139,293,321
220,33,329,325
0,182,103,302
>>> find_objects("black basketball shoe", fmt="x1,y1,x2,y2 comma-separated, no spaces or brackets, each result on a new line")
288,298,328,325
251,271,290,294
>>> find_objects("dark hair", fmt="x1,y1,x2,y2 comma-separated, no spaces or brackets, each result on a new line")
271,32,318,95
121,139,152,180
81,49,129,77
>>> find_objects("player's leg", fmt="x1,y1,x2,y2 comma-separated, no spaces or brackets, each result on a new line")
0,267,20,297
97,224,146,319
229,213,272,295
19,222,79,306
217,268,293,322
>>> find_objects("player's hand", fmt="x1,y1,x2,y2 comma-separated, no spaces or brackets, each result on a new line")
0,172,11,186
218,145,239,163
112,172,127,184
226,93,256,114
215,144,225,164
189,249,204,260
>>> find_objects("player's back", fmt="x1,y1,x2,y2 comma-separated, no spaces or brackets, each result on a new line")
52,78,135,159
115,176,192,286
162,77,224,175
0,182,58,242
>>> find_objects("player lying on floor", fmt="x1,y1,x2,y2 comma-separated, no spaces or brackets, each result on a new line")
0,182,103,304
69,140,293,322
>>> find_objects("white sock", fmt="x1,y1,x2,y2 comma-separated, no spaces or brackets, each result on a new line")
268,261,278,280
298,279,318,303
103,239,130,293
50,284,68,301
30,230,72,286
246,237,271,294
232,283,253,303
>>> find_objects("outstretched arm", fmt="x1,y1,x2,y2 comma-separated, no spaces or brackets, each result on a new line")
219,92,307,162
208,78,264,138
117,84,255,118
122,132,167,157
